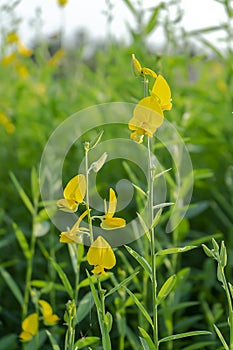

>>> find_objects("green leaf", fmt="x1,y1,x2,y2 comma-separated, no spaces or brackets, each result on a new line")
10,171,34,215
89,130,104,150
31,167,39,205
132,183,147,197
151,208,162,229
138,327,155,350
13,222,31,260
157,275,176,304
46,330,60,350
0,266,24,306
156,246,197,256
105,270,139,297
50,259,74,299
220,241,227,268
212,238,219,254
123,286,153,328
105,311,113,333
202,244,214,258
74,336,100,349
136,212,150,240
213,324,229,350
145,4,164,34
125,245,152,276
159,331,212,344
0,334,17,348
30,280,66,292
76,291,94,323
86,270,101,310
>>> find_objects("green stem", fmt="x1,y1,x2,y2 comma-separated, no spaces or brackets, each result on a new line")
84,143,94,244
147,136,159,349
97,278,112,350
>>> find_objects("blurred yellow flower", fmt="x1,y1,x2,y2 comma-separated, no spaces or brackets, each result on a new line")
60,209,89,243
48,49,65,67
19,313,39,342
57,0,68,6
16,64,29,79
6,32,19,44
132,54,157,79
57,174,86,212
1,52,16,65
39,300,59,326
100,188,126,230
0,112,16,134
129,73,172,143
17,41,33,57
87,236,116,275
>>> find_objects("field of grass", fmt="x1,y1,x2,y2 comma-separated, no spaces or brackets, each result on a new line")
0,1,233,349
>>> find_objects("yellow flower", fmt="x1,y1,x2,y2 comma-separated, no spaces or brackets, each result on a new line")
60,210,89,243
129,74,172,143
19,313,39,342
39,300,59,326
6,32,19,44
132,54,157,79
1,52,16,65
87,236,116,275
48,49,65,67
17,41,33,57
57,174,86,212
129,96,164,143
57,0,68,6
100,188,126,230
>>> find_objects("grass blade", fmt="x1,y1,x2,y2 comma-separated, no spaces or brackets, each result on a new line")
10,171,34,215
0,266,24,306
50,258,73,299
159,331,212,344
125,245,152,276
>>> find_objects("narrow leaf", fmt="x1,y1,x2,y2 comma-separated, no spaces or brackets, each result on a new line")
105,271,139,297
86,270,101,309
159,331,212,344
157,275,176,303
74,336,100,349
46,330,60,350
13,222,31,260
138,327,155,350
156,246,197,256
151,208,162,229
213,324,229,350
123,286,153,327
76,291,94,323
0,266,23,306
202,244,214,258
10,171,34,215
125,245,152,276
50,259,73,299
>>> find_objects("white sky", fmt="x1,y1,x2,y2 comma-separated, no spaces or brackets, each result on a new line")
2,0,228,47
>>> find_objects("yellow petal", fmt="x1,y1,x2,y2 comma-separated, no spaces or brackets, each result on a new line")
129,96,164,137
101,217,126,230
43,314,60,326
19,331,33,342
6,32,19,43
64,174,86,203
91,265,107,275
20,313,38,341
57,198,78,212
141,67,157,78
39,300,53,316
59,231,82,244
132,54,142,77
17,41,33,57
87,236,116,270
106,188,117,217
151,75,172,111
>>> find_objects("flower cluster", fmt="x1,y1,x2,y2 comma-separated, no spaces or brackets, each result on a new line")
57,172,126,275
129,54,172,143
19,300,59,342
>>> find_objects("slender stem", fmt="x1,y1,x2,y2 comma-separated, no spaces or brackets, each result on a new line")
97,278,112,350
84,143,94,244
147,136,159,349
